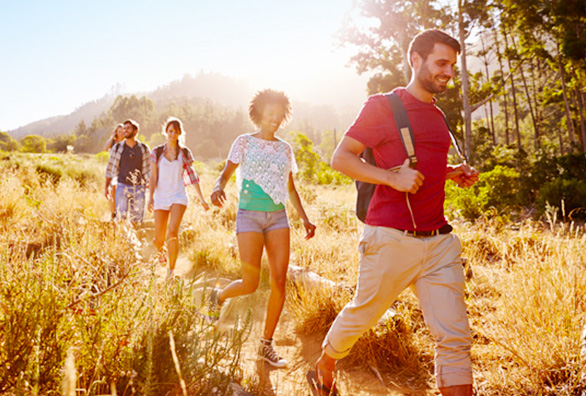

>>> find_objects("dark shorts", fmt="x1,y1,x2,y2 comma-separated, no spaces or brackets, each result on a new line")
235,209,289,234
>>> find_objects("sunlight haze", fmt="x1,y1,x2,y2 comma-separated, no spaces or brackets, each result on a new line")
1,0,369,131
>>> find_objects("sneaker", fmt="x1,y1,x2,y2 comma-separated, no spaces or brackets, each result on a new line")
203,288,223,323
258,339,287,368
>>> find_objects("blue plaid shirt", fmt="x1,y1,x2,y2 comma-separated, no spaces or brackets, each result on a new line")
105,141,151,186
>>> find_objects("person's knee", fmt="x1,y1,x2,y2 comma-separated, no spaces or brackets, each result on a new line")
241,277,260,293
270,272,287,293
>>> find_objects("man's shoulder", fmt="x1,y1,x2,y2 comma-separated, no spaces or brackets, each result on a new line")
138,141,151,152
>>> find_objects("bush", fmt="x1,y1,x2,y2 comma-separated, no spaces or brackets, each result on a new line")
315,162,352,185
445,165,521,220
0,132,18,151
536,178,586,220
20,135,47,153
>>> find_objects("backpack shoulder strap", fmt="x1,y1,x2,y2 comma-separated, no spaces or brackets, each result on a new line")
437,108,469,164
114,141,124,156
155,145,164,161
386,92,417,167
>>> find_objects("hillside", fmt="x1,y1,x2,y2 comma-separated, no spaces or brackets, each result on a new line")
7,72,361,141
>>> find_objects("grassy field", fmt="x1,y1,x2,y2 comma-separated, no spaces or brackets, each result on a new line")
1,152,585,395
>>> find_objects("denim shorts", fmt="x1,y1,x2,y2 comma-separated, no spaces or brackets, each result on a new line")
235,209,289,234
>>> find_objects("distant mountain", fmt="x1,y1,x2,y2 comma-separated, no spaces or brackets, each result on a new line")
8,72,359,140
8,95,113,140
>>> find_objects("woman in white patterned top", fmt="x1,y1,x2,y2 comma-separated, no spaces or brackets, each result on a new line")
209,89,316,368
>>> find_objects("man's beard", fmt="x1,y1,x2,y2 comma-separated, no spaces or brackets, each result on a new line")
417,63,449,94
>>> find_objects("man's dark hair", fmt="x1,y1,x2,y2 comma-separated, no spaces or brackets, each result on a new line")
124,119,139,133
408,29,461,66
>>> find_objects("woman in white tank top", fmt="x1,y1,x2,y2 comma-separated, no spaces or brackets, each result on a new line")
148,117,209,280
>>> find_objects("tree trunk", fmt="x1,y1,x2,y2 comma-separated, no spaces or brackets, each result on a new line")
574,85,586,152
493,26,510,145
481,34,496,145
503,30,521,149
558,55,576,149
458,1,473,160
398,30,411,83
580,89,586,152
511,36,539,149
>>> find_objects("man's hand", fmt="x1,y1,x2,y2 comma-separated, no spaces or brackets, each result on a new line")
386,158,425,194
447,163,479,188
105,186,110,200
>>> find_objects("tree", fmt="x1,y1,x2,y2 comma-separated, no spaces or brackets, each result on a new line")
20,135,46,153
337,0,449,92
47,135,76,153
0,132,18,151
292,132,321,181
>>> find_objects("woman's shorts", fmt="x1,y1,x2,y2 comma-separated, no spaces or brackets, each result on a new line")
153,197,188,212
236,209,289,234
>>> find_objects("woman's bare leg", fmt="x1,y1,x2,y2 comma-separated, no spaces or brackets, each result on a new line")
218,232,264,302
166,204,187,271
263,227,290,339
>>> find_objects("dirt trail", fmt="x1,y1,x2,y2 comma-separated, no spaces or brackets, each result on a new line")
134,230,432,396
177,265,433,395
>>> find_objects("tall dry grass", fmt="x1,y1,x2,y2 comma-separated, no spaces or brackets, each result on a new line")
0,153,250,395
1,152,585,395
286,182,586,394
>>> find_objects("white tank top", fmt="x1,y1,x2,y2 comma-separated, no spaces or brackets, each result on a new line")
154,156,188,205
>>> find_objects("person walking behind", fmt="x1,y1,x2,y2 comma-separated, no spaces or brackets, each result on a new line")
105,119,151,225
310,30,479,396
208,89,316,368
148,117,209,280
104,123,125,220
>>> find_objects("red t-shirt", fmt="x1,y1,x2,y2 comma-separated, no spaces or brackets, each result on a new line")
346,88,450,231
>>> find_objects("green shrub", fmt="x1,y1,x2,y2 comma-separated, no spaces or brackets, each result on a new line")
94,151,110,164
536,178,586,220
316,162,351,185
445,165,521,220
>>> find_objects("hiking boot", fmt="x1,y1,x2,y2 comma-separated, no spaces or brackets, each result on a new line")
258,338,287,368
203,288,223,323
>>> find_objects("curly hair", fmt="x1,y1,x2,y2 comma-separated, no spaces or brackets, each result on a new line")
248,89,292,128
408,29,461,66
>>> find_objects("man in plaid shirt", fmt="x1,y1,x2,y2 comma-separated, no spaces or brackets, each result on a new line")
105,119,150,224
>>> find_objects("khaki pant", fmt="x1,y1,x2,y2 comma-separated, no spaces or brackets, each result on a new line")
322,225,472,388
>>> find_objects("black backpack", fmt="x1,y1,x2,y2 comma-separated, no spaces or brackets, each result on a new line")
355,92,416,223
354,93,468,223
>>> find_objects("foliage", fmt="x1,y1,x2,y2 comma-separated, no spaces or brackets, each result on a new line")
47,134,76,153
445,165,521,220
536,178,586,220
0,132,18,151
292,132,322,181
20,135,47,153
291,131,351,186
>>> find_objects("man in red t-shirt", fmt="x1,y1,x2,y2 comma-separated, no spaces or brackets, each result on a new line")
310,30,479,396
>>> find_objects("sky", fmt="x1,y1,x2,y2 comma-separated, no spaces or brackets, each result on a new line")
0,0,371,131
